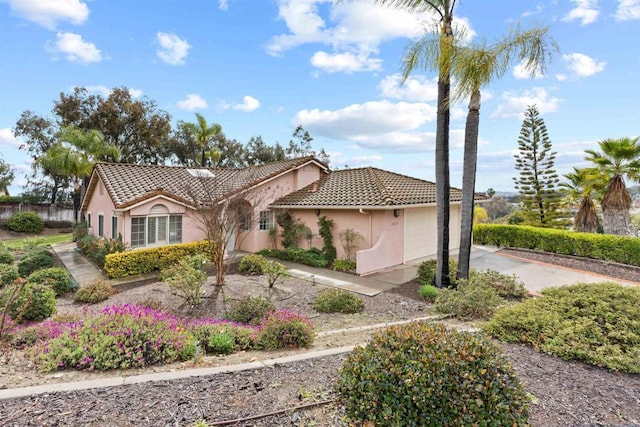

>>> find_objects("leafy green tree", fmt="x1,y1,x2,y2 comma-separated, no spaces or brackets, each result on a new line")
37,127,120,220
560,167,602,233
183,113,222,167
484,196,514,222
0,156,14,194
14,111,71,204
381,0,456,288
585,136,640,235
513,105,567,228
53,87,173,164
245,136,286,165
287,125,330,164
453,25,557,281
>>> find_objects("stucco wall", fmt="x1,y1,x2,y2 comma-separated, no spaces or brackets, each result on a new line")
84,178,118,238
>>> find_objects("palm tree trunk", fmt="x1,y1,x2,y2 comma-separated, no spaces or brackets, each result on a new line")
457,90,481,282
602,175,632,235
435,9,453,289
575,196,598,233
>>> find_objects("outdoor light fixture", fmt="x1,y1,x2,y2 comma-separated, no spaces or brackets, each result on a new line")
393,209,400,217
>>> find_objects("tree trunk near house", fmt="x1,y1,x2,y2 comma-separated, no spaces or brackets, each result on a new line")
601,175,631,235
435,78,451,289
457,90,481,282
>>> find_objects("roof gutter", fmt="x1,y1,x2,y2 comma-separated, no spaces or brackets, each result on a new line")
270,201,465,210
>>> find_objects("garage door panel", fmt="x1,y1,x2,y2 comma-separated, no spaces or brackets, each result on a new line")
404,207,436,262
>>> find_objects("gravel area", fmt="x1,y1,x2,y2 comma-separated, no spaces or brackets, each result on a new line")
1,250,639,426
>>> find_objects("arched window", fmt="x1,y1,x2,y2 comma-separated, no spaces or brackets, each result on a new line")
131,204,182,248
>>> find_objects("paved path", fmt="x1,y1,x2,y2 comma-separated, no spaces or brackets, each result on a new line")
51,242,104,285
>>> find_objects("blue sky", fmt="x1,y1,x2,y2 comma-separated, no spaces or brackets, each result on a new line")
1,0,639,196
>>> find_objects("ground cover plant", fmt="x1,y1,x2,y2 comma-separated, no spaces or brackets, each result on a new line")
312,288,364,314
484,282,640,373
8,303,315,372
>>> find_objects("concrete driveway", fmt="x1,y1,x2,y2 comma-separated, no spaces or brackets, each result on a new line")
368,245,634,293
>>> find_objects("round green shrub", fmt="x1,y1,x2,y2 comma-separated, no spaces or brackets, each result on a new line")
434,281,504,320
418,284,439,302
28,267,74,295
312,288,364,314
206,332,236,355
223,295,275,325
416,258,459,286
338,322,529,426
1,282,57,322
0,264,19,286
191,323,255,352
238,254,268,275
0,250,15,265
17,248,54,277
74,280,117,304
6,212,44,233
470,269,527,299
255,310,315,350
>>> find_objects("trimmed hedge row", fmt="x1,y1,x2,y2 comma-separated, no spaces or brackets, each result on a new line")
258,248,328,268
104,241,213,278
474,224,640,266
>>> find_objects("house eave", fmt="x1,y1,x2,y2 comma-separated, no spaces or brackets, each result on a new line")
269,201,463,210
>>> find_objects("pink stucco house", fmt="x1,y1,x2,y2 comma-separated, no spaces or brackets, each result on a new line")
81,156,467,276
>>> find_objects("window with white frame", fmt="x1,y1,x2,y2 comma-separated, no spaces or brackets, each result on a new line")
259,210,273,231
130,204,183,248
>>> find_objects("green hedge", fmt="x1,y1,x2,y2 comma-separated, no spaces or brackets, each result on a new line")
474,224,640,266
104,241,213,278
258,248,328,268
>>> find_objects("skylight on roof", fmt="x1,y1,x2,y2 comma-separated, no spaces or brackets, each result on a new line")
186,168,215,178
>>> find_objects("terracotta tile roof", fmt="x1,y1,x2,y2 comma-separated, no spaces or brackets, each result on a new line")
82,156,328,210
271,167,466,208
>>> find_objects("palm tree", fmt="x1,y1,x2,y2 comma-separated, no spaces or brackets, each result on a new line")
585,136,640,235
185,113,222,167
37,127,120,220
374,0,456,288
560,167,601,233
453,25,557,281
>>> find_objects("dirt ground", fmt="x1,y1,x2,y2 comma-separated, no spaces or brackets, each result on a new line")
1,268,639,426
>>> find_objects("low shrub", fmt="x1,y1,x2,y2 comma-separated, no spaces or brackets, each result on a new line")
28,267,74,295
238,254,268,275
333,259,356,273
312,288,364,314
223,295,275,325
264,260,289,288
17,248,54,277
254,310,315,350
258,248,328,268
1,282,57,322
33,304,196,372
80,236,127,268
435,281,504,320
0,250,14,265
74,280,117,304
418,284,439,302
0,264,19,286
104,241,213,278
6,212,44,233
160,255,207,305
484,282,640,373
337,322,529,426
470,269,527,299
44,220,73,229
416,258,460,286
190,320,255,352
206,332,235,355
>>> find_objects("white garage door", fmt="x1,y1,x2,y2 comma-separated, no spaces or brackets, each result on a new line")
404,207,437,262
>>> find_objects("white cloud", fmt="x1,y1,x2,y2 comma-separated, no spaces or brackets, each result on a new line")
522,4,545,17
562,0,599,25
4,0,89,29
556,73,568,81
378,74,438,102
47,32,102,64
0,128,22,148
490,87,561,119
156,32,191,65
615,0,640,20
177,94,208,110
563,52,606,77
267,1,474,74
218,0,228,10
221,95,261,112
513,59,545,80
310,50,382,73
129,88,143,98
79,85,143,98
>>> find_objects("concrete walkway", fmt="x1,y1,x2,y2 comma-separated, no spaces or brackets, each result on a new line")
51,242,104,285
